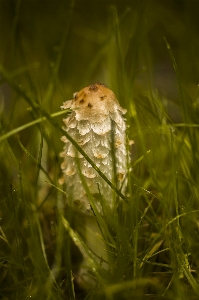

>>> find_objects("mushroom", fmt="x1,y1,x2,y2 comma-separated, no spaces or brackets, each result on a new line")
60,83,127,212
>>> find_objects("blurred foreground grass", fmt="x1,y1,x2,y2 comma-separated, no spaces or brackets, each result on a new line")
1,0,199,299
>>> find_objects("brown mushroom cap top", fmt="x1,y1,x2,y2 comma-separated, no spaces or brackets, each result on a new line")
61,83,126,123
73,83,119,107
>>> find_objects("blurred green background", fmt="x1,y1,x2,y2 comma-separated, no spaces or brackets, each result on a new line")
1,0,199,111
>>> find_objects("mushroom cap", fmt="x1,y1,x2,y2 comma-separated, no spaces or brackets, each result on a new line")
61,83,126,123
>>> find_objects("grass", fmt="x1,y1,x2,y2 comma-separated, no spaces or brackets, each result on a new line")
1,1,199,299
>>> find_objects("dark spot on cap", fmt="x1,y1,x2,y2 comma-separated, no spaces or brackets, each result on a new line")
79,99,84,104
100,95,106,100
88,102,93,108
89,84,99,92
